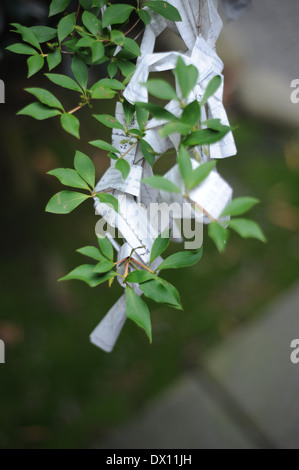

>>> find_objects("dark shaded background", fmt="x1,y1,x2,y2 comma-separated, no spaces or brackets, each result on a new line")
1,0,299,449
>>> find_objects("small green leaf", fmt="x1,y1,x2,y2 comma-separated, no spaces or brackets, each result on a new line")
102,4,135,28
30,26,57,43
159,121,192,138
221,197,260,217
122,99,135,126
90,140,120,154
27,54,44,77
108,61,118,78
181,100,201,127
142,176,181,193
91,41,105,62
71,55,88,90
91,78,125,91
184,128,230,146
175,57,199,99
135,102,178,122
77,246,106,261
47,168,90,190
94,260,115,273
201,75,222,105
97,236,114,261
208,222,228,253
126,286,152,343
18,102,61,120
189,161,216,190
138,9,151,25
59,264,115,287
82,11,101,35
150,229,171,264
91,87,115,100
47,49,62,71
25,87,63,110
140,140,155,167
111,30,125,46
115,159,130,180
97,193,119,213
61,113,80,139
123,37,141,57
93,114,124,130
177,145,192,189
228,218,266,243
45,73,82,92
11,23,41,50
58,13,76,43
126,270,156,283
74,151,95,188
6,43,37,55
141,79,177,101
136,107,149,130
158,247,203,270
140,278,182,310
117,60,135,77
49,0,71,16
46,191,89,214
145,1,182,21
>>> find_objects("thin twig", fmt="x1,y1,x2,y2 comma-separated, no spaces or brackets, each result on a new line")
124,18,141,37
75,3,81,22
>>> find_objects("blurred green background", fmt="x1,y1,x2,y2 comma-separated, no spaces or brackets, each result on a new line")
1,0,299,449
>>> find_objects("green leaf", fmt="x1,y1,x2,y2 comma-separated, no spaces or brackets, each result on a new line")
11,23,41,50
189,161,216,190
145,1,182,21
126,270,156,283
158,247,203,270
47,168,90,190
97,193,119,213
58,13,76,43
108,61,118,78
150,229,171,264
159,121,192,138
141,79,177,101
115,159,130,180
92,0,108,6
91,87,115,100
140,140,155,167
82,11,101,35
91,41,105,62
79,0,93,9
123,38,141,57
74,151,95,188
61,113,80,139
142,176,181,193
228,218,266,243
45,73,82,92
117,60,136,77
201,75,222,105
76,246,106,261
221,197,260,217
140,278,182,310
208,222,228,253
30,26,57,43
76,36,95,48
181,100,201,127
18,102,61,120
102,4,135,28
184,128,230,146
25,87,63,110
97,236,114,261
6,43,37,55
135,102,178,122
90,140,120,154
91,78,125,91
71,55,88,90
203,119,225,131
47,49,62,71
175,57,199,99
136,106,149,130
138,9,151,25
94,260,115,273
111,30,125,46
49,0,71,16
46,191,89,214
59,264,115,287
177,145,192,189
93,114,124,130
126,286,152,343
27,54,44,77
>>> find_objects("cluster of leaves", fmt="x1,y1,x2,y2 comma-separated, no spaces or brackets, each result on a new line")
8,0,266,342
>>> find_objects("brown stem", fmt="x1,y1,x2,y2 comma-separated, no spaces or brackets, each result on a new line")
194,201,216,222
75,3,81,22
130,259,155,274
120,140,138,159
124,18,141,36
67,103,86,114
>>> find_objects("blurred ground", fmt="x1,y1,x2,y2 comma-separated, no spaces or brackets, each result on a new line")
0,0,299,449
